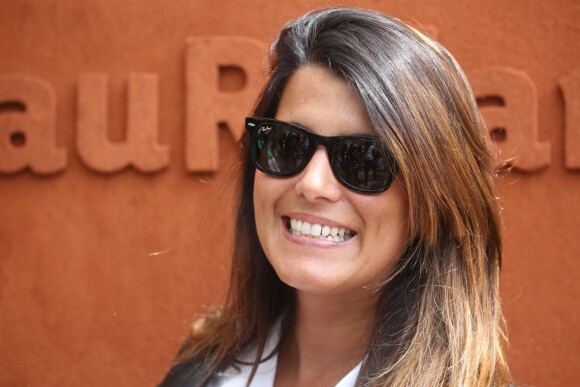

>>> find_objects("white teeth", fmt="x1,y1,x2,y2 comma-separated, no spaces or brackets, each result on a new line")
310,224,322,236
287,217,355,242
330,227,339,237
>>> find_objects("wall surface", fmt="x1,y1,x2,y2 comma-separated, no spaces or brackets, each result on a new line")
1,0,579,386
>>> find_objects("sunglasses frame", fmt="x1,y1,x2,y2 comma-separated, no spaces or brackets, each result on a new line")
245,117,397,194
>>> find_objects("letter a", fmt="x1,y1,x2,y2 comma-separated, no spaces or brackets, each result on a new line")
0,75,66,174
469,68,550,171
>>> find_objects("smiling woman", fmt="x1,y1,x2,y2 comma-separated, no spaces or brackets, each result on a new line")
253,66,409,297
159,7,510,387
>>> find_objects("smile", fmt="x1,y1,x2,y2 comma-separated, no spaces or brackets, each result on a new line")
285,216,356,242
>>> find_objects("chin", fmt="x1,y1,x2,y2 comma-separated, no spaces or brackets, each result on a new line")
274,267,345,294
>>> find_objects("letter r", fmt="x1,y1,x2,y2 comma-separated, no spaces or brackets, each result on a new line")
185,36,267,172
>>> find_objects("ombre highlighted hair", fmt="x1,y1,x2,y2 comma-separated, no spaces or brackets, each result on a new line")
160,7,510,387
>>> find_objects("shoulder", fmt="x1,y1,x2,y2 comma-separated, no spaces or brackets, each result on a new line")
157,358,210,387
158,310,224,387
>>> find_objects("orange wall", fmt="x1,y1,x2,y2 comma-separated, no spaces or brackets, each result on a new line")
1,1,578,386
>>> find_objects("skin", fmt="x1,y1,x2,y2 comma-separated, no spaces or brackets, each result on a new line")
253,65,409,386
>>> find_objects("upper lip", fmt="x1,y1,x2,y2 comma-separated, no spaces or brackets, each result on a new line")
284,212,355,231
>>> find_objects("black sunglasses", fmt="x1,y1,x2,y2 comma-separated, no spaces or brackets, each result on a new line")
245,117,398,194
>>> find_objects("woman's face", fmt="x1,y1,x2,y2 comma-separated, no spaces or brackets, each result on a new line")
253,65,409,297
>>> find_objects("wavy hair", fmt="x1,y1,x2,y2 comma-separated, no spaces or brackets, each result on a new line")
161,7,510,386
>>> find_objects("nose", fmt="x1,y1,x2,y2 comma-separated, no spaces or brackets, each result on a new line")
294,146,342,202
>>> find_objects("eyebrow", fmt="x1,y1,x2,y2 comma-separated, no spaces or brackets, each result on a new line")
277,118,377,139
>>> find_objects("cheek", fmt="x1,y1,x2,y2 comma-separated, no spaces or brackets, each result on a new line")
253,172,264,209
363,182,410,258
253,171,291,212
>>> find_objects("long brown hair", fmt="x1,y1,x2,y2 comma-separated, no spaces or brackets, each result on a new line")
163,7,510,386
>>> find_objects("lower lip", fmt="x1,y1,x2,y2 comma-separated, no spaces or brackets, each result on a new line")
281,218,355,249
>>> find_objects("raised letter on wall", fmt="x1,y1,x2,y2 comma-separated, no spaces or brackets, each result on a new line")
0,75,66,174
77,73,169,173
185,37,267,172
469,68,551,171
559,68,580,169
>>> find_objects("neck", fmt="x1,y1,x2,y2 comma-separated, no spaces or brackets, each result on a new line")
275,290,379,386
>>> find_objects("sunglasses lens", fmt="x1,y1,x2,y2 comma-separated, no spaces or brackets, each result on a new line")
253,122,312,175
333,139,395,192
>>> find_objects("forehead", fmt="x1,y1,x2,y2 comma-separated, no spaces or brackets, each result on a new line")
275,65,374,137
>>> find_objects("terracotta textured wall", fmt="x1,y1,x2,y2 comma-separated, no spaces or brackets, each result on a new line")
1,0,578,386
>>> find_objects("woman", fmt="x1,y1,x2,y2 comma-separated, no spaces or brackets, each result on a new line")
160,7,510,386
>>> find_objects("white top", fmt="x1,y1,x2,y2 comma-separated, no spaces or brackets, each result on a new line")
207,320,361,387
